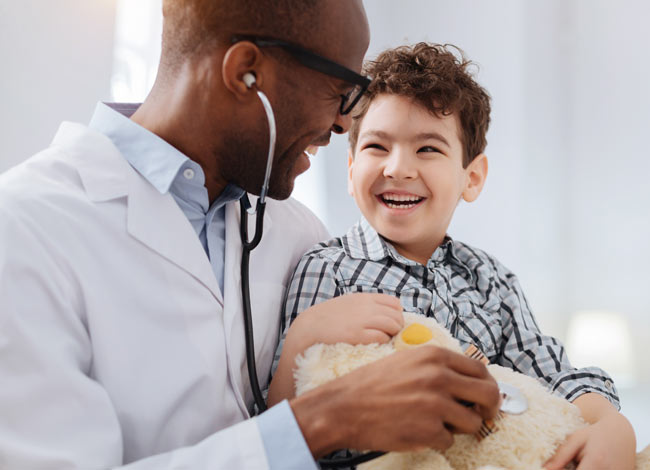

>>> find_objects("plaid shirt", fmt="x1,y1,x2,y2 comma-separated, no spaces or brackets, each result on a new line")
277,217,619,408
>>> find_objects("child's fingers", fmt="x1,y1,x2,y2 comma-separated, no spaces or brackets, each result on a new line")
544,432,585,469
368,292,403,310
366,295,405,327
367,312,404,336
343,293,404,326
359,329,393,344
346,292,402,311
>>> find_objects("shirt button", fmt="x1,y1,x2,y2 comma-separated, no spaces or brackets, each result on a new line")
183,168,195,180
605,380,613,390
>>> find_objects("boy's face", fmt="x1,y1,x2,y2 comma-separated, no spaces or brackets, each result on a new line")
348,94,487,263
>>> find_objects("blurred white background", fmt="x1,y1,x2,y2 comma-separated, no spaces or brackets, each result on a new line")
1,0,648,450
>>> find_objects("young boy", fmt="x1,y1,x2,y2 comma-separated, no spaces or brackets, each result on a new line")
269,43,635,469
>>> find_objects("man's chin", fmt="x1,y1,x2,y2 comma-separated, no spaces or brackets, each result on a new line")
267,151,311,200
266,182,294,201
266,172,296,201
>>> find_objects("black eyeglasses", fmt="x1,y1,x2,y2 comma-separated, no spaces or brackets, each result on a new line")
231,35,371,115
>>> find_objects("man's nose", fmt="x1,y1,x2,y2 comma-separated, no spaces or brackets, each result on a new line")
331,112,352,134
383,150,417,180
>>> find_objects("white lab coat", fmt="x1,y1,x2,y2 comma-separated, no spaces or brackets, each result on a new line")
0,122,329,469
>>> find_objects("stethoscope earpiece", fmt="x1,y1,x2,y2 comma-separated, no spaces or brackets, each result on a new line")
243,72,256,89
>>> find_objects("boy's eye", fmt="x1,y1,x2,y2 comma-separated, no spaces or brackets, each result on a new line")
418,145,442,153
364,143,387,151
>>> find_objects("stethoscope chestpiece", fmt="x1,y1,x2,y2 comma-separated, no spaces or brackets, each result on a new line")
497,381,528,415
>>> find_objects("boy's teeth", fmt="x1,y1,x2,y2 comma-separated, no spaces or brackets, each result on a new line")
381,193,424,210
383,193,420,202
386,202,418,210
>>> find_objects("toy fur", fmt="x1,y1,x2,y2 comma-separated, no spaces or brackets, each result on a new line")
294,312,650,470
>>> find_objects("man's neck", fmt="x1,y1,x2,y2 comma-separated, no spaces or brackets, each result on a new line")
130,68,228,203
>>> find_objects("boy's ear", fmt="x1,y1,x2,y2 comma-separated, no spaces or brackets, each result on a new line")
347,148,355,197
462,153,488,202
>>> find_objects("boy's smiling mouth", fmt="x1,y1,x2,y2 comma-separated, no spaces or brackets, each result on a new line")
377,191,426,210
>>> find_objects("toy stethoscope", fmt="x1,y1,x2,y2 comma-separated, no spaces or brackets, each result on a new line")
239,72,385,468
238,72,528,469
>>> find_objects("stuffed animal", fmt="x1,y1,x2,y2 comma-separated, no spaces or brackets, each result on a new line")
293,312,650,470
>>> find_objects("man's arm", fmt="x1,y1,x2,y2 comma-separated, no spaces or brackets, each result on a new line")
291,343,501,456
0,210,300,470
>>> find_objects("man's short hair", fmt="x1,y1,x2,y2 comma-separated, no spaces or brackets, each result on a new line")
349,43,491,167
161,0,319,70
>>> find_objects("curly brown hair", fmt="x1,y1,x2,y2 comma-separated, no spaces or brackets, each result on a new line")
349,43,491,167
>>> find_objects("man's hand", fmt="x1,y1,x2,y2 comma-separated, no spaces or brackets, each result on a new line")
291,344,500,457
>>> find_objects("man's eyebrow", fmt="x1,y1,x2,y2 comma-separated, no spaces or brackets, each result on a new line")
359,130,450,147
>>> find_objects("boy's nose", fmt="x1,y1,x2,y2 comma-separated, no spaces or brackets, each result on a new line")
383,151,417,180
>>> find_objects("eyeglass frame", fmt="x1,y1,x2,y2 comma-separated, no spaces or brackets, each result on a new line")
231,35,371,115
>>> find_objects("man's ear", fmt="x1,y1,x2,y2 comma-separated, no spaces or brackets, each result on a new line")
221,42,265,100
462,153,488,202
347,148,355,197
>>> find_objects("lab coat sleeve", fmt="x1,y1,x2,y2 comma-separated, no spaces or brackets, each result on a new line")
257,400,319,470
0,209,272,469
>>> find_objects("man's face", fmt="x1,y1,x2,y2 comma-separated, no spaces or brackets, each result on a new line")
262,68,357,199
231,0,370,200
348,94,477,262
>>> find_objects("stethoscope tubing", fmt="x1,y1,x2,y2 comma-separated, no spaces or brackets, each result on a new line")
255,89,276,207
240,85,385,468
240,197,268,413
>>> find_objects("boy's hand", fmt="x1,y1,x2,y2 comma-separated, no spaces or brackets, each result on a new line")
544,410,636,470
268,293,403,406
286,293,404,353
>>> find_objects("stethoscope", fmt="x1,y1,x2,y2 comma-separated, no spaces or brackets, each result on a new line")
239,72,385,468
237,73,529,469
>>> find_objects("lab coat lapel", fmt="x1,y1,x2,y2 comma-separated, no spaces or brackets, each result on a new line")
125,168,224,305
223,196,273,414
60,122,224,303
66,122,224,303
68,117,273,410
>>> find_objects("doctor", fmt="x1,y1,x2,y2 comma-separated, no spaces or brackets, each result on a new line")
0,0,500,468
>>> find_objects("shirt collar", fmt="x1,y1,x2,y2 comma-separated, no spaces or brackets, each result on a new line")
343,217,470,276
342,217,393,262
88,102,189,194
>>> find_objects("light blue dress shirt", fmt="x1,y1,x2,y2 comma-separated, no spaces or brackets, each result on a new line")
88,102,316,470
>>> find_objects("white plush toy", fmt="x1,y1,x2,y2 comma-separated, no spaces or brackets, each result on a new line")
294,312,650,470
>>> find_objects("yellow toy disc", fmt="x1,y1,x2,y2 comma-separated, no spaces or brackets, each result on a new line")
400,323,433,345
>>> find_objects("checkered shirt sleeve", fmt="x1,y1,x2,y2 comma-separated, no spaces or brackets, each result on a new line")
490,258,619,407
491,255,620,409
